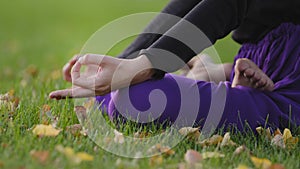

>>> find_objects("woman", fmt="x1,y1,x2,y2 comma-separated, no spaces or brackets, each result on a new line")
50,0,300,131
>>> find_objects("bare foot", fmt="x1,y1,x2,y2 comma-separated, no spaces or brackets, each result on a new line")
185,55,232,83
232,58,274,91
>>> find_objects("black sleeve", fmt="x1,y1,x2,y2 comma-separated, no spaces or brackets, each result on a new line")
117,0,202,59
141,0,251,79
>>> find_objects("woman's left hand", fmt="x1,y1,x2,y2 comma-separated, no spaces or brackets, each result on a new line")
49,54,154,99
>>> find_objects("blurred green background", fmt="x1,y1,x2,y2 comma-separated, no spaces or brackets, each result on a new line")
0,0,240,92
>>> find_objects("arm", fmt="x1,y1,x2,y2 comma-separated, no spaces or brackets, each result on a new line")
118,0,202,59
142,0,251,78
62,0,201,82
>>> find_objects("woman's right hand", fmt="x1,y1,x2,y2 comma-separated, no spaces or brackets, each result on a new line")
63,55,80,82
50,54,154,99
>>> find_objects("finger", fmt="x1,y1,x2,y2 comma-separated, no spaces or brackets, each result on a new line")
70,54,81,65
71,60,83,80
49,87,95,100
63,63,73,82
71,62,98,89
71,54,104,82
63,54,81,82
79,54,105,65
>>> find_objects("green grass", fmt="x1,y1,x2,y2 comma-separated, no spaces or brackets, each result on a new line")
0,0,299,169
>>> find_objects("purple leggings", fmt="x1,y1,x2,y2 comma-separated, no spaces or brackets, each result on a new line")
96,23,300,132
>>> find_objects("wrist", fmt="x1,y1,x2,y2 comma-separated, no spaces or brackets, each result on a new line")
127,55,154,84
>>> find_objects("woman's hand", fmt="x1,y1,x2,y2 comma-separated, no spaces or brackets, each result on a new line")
49,54,154,99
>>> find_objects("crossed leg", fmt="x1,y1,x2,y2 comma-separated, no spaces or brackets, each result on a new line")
184,56,274,91
181,54,233,83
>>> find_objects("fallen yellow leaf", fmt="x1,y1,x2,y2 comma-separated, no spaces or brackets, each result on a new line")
75,152,94,161
199,134,223,146
179,127,200,141
221,132,237,147
149,155,163,166
256,127,272,140
202,152,225,159
250,156,272,169
147,144,175,156
55,145,94,164
283,128,298,148
32,124,61,137
236,164,252,169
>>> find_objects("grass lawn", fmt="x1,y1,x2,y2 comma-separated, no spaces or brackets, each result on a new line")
0,0,299,169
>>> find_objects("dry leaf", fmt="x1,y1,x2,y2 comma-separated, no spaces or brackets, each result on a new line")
55,145,94,164
221,132,237,147
234,145,249,155
133,131,151,141
114,129,125,144
161,146,175,156
271,134,285,149
42,105,51,112
40,104,56,126
80,127,89,137
74,106,87,122
84,98,96,109
236,164,252,169
282,128,298,148
184,150,202,164
283,128,292,141
30,150,49,164
256,127,272,140
0,90,19,111
75,152,94,161
66,124,82,136
268,163,285,169
32,124,61,137
147,144,175,156
25,65,39,77
250,156,272,169
274,128,282,136
149,155,163,166
179,127,200,141
202,152,225,159
199,134,223,146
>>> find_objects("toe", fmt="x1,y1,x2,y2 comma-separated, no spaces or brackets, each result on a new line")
243,68,255,78
256,77,267,88
235,58,251,73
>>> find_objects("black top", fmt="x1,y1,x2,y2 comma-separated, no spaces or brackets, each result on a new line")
118,0,300,79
